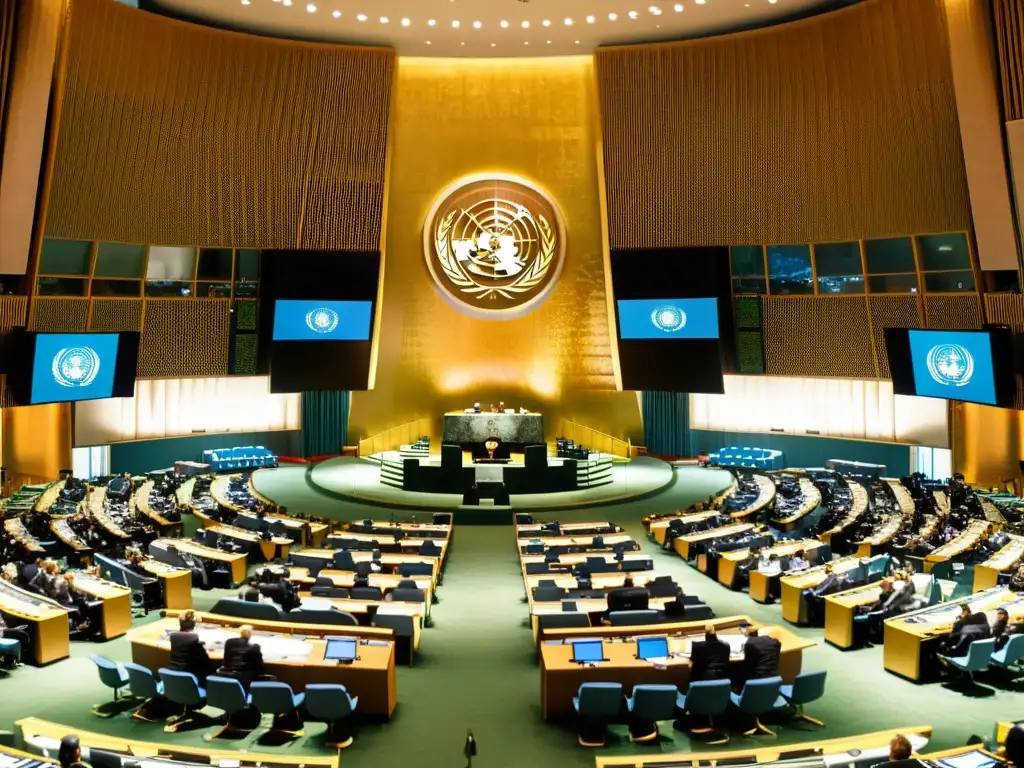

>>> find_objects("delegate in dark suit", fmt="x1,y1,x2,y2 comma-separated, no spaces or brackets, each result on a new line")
168,612,210,682
741,629,782,684
943,610,991,657
689,630,731,682
220,634,264,688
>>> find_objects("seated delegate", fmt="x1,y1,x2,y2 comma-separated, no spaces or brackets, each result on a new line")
940,603,991,658
739,625,781,686
218,624,265,689
168,609,211,683
689,624,731,682
993,607,1024,651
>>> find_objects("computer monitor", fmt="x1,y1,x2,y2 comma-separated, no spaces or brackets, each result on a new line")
936,752,997,768
636,636,669,660
324,636,358,662
571,639,604,663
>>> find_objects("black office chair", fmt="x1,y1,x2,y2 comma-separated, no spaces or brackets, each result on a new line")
351,586,384,601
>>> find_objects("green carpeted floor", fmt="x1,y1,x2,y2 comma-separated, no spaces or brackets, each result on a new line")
1,466,1016,768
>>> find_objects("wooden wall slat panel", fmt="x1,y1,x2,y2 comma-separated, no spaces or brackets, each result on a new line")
596,0,971,247
45,0,393,250
762,297,876,378
994,0,1024,120
137,299,230,378
30,297,88,331
923,294,984,330
88,298,142,332
867,295,922,380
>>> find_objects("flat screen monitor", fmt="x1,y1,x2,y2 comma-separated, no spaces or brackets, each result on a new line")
936,752,998,768
571,639,604,663
272,300,373,342
324,636,358,661
616,298,720,340
636,636,669,660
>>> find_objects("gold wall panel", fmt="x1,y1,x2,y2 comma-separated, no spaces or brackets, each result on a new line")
30,296,88,331
923,294,984,329
0,0,15,152
867,295,923,380
45,0,393,249
2,402,71,489
985,292,1024,331
350,57,641,445
596,0,971,247
761,297,876,378
88,298,142,332
994,0,1024,120
952,401,1024,486
137,299,230,378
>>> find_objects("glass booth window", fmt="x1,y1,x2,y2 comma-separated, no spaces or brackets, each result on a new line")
39,239,91,276
731,246,766,294
767,245,813,295
814,242,864,294
94,242,146,278
917,233,971,272
146,246,196,297
864,237,916,274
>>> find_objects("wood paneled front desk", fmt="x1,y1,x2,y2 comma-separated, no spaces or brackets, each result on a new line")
648,512,721,545
136,558,193,610
538,616,814,720
673,524,756,560
973,535,1024,592
719,538,824,596
925,520,991,573
128,615,397,718
298,549,440,586
68,572,132,639
157,538,248,585
778,556,862,623
0,581,69,665
883,586,1022,681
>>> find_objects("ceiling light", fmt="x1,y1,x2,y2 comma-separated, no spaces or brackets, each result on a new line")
472,20,482,28
695,0,705,4
401,17,410,26
938,245,954,252
521,20,529,27
674,2,684,9
460,41,465,45
564,17,573,25
575,40,580,44
452,19,460,27
649,5,662,14
524,41,529,44
356,13,366,21
379,16,388,23
332,9,340,16
500,19,508,28
542,19,551,26
628,10,639,18
609,12,618,19
305,2,315,11
272,0,280,3
490,42,496,47
241,0,250,5
428,18,436,25
586,15,595,22
426,40,431,44
546,39,552,43
283,1,292,7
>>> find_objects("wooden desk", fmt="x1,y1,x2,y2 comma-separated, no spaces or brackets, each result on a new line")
136,558,193,610
778,556,862,622
194,508,293,561
296,593,425,648
818,480,869,546
538,616,814,720
720,538,823,595
128,616,397,717
824,582,888,648
925,520,991,573
68,571,132,639
731,473,779,521
673,523,755,560
298,548,440,586
997,721,1015,745
517,521,621,537
85,487,131,540
290,568,434,604
49,519,91,560
648,512,719,545
0,580,70,665
337,530,450,559
135,480,184,533
158,538,248,585
974,535,1024,592
883,586,1021,681
235,510,329,548
3,517,46,554
519,533,633,549
771,475,822,532
530,596,675,641
16,717,340,768
520,552,651,570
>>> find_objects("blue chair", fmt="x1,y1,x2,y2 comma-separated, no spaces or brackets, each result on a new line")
572,682,622,747
777,670,827,726
675,679,731,743
925,578,942,607
123,662,165,722
304,684,359,748
204,675,254,740
866,555,891,583
626,684,678,743
159,668,207,732
251,681,306,738
730,676,783,736
89,655,131,717
939,638,996,684
0,638,21,668
991,634,1024,670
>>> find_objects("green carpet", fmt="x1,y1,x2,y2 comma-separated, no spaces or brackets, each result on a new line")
1,466,1014,768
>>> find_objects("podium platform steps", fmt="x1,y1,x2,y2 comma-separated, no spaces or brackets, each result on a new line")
380,458,405,489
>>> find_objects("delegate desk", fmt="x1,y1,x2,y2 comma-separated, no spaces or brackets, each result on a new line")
883,586,1021,681
720,538,824,596
296,594,425,647
648,512,720,546
770,476,823,532
129,616,397,717
135,480,183,533
519,533,633,551
821,577,930,649
0,580,69,665
778,556,862,622
673,523,755,560
517,521,622,538
157,538,248,585
538,616,814,720
925,520,991,573
134,558,193,610
356,520,452,540
855,514,906,558
974,535,1024,591
194,510,293,561
520,552,652,572
296,549,440,587
289,568,434,605
3,518,46,555
330,531,450,561
443,410,545,448
68,571,132,639
726,473,778,522
235,510,329,548
818,480,870,546
16,717,340,768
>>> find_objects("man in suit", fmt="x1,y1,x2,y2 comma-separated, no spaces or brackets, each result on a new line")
740,625,781,685
874,734,921,768
992,607,1024,651
168,609,210,683
942,604,991,657
218,624,265,689
689,625,731,682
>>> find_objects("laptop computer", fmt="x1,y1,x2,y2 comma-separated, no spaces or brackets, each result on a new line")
636,636,670,660
571,639,606,663
324,636,358,662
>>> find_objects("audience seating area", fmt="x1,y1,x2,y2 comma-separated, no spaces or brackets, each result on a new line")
202,447,279,472
710,447,785,471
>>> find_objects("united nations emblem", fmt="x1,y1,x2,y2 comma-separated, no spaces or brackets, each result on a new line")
52,347,101,388
926,343,974,387
305,307,339,334
423,174,565,318
651,305,687,333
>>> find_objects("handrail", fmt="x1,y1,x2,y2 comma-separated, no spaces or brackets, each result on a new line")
556,418,631,458
358,418,431,457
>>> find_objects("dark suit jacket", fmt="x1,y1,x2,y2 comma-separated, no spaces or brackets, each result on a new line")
220,637,264,685
873,759,923,768
951,612,989,636
690,636,731,682
743,635,782,681
168,630,210,680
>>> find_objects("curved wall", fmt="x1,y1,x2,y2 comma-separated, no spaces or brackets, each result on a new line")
44,0,394,250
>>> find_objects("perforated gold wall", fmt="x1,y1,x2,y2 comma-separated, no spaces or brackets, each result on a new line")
923,294,984,330
45,0,394,249
867,295,922,380
994,0,1024,120
762,297,876,378
137,300,230,378
0,0,15,154
30,297,88,331
0,295,27,407
595,0,970,247
88,299,142,332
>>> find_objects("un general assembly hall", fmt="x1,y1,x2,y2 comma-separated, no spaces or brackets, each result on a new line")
3,0,1024,766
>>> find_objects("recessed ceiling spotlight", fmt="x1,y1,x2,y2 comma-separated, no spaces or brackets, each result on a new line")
628,10,639,18
524,41,529,44
460,41,465,45
574,39,580,44
490,42,496,47
546,39,552,43
272,0,280,4
332,9,340,16
695,0,705,4
564,17,573,25
586,15,595,22
426,40,431,44
609,12,618,19
356,13,366,21
241,0,250,5
379,16,388,23
649,5,662,14
305,3,315,11
521,20,529,27
401,17,410,26
428,18,436,25
452,19,460,27
500,19,509,27
542,19,551,26
674,2,684,9
472,19,482,28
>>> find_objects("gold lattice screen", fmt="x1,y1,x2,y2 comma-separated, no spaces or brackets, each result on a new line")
761,297,877,378
137,300,230,378
867,296,923,380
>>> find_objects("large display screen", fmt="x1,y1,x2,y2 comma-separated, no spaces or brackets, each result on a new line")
885,326,1015,408
272,300,373,341
617,298,720,340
